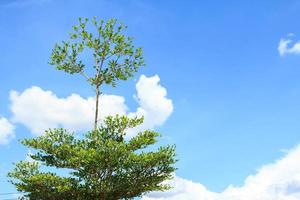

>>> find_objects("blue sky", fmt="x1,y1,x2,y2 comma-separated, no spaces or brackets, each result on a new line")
2,0,300,199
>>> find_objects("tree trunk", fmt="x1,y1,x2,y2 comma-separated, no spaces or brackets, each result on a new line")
100,193,105,200
94,85,100,130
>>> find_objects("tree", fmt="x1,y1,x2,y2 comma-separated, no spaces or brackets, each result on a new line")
8,17,177,200
50,17,145,130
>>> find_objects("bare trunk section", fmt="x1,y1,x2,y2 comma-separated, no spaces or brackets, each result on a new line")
94,85,100,130
100,193,105,200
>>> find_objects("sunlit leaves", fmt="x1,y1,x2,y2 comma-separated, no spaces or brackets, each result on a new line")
50,17,145,87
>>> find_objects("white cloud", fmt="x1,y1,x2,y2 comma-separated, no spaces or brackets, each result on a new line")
143,145,300,200
0,117,15,144
143,176,217,200
10,75,173,135
10,86,127,134
278,34,300,56
128,75,173,136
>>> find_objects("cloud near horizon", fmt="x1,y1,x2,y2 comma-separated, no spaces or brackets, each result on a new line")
9,75,173,136
143,144,300,200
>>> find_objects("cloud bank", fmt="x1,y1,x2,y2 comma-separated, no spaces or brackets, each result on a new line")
143,145,300,200
10,75,173,135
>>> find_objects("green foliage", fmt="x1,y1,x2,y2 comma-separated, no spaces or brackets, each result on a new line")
8,161,79,200
49,17,145,87
8,116,177,200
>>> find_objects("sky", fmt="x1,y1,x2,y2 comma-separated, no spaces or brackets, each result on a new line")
1,0,300,199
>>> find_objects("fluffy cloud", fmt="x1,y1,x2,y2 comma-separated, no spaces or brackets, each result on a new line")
278,34,300,56
143,145,300,200
143,176,217,200
10,87,126,134
0,117,15,144
10,75,173,135
128,75,173,136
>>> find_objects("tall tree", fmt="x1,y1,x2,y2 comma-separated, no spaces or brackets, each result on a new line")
8,18,177,200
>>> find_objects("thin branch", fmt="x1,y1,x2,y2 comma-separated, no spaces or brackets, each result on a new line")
80,71,90,82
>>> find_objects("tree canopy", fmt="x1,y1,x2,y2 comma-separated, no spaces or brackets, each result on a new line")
9,116,176,199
